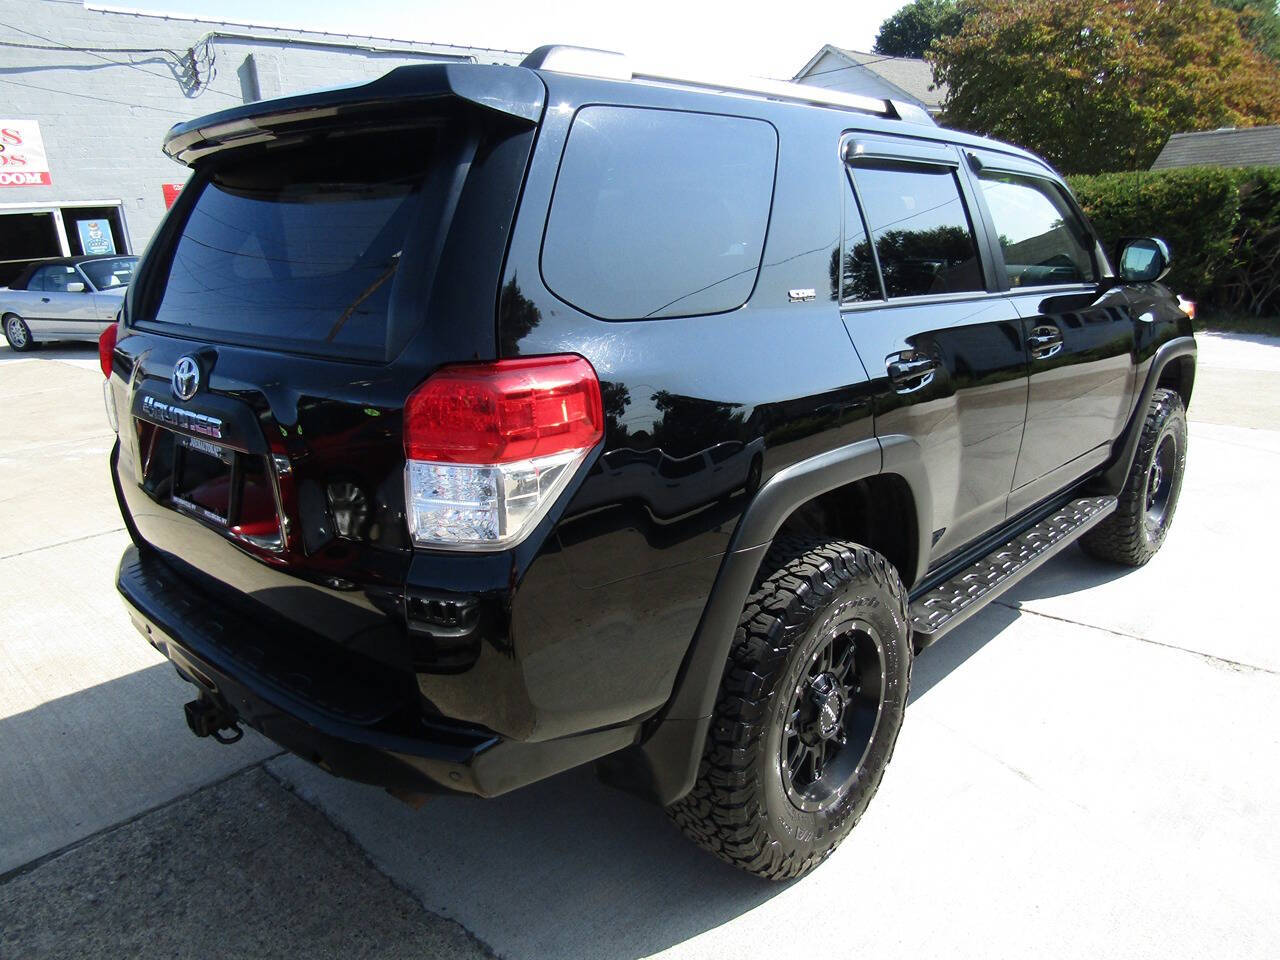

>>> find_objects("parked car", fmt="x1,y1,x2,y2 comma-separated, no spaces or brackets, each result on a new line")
2,255,136,351
102,48,1194,881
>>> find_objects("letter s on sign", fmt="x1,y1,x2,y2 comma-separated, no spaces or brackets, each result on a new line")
0,129,22,146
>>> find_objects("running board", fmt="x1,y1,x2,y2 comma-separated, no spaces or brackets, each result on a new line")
909,496,1117,648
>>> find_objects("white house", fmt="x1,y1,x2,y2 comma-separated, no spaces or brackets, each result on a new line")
792,45,946,118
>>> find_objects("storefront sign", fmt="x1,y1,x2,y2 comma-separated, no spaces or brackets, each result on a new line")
162,182,184,208
76,218,116,255
0,121,51,187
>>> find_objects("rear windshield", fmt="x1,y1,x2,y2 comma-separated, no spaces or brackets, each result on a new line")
146,130,437,359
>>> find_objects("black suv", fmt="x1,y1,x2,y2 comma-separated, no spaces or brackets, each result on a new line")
104,47,1195,880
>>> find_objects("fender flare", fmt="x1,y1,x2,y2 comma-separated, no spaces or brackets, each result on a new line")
1099,336,1197,492
595,434,934,805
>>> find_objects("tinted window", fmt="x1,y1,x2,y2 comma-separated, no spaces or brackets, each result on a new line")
850,166,983,298
979,173,1096,287
841,175,881,302
31,265,80,292
148,130,437,358
80,257,136,290
542,107,777,320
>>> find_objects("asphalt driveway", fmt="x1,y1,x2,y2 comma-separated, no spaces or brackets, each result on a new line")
2,334,1278,959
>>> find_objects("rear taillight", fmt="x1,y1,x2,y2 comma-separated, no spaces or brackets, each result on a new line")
403,355,604,550
99,321,119,433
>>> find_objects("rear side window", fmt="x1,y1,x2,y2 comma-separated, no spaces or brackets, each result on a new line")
542,106,777,320
849,165,983,299
978,173,1097,287
30,265,79,292
146,129,437,358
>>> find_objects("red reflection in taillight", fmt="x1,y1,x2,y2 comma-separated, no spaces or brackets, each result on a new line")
403,355,604,464
98,323,118,378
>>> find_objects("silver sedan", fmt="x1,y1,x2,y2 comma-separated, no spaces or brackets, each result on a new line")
2,255,137,351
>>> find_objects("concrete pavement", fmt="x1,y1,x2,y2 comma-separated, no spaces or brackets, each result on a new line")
2,333,1278,958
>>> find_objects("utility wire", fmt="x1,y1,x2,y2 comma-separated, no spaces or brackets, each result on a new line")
0,38,185,54
0,75,196,118
0,18,240,102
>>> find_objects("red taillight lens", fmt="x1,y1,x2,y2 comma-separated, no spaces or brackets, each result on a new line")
404,355,604,464
98,322,118,378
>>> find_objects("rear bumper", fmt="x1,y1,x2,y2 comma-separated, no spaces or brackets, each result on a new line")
117,545,637,797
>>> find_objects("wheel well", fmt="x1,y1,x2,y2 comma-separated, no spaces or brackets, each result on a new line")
1156,356,1194,409
772,474,919,589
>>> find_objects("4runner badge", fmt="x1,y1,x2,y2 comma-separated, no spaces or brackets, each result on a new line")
172,356,201,401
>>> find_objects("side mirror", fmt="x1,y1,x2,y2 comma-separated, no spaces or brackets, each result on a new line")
1118,238,1170,283
66,281,86,293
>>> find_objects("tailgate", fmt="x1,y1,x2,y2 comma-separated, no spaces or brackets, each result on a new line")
108,65,544,661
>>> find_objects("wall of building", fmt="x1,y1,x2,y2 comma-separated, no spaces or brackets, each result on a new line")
0,0,523,254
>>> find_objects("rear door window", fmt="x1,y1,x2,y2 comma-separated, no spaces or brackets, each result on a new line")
541,106,777,320
145,129,438,359
977,173,1097,287
848,165,984,298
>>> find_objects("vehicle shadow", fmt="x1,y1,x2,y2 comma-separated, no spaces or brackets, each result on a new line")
273,596,1052,960
275,752,785,960
0,341,98,364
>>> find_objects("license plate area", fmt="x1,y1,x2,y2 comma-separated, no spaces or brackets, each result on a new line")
137,421,283,548
172,435,234,524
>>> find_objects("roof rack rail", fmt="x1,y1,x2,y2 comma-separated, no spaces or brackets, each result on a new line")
520,45,936,126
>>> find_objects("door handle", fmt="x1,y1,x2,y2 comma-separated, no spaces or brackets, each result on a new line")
887,354,939,392
1027,325,1063,359
41,297,51,303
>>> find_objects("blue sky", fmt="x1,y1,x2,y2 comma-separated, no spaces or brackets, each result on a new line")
112,0,906,79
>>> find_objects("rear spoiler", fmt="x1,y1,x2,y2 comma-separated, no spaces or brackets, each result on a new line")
163,63,546,165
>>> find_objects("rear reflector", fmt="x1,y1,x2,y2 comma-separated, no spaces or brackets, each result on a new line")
403,356,604,550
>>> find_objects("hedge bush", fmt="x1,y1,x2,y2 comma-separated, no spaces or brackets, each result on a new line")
1067,166,1280,317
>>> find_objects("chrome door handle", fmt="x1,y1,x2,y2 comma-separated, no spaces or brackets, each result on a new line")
1028,326,1063,359
887,355,938,393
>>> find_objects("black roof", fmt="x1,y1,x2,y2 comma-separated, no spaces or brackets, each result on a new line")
9,254,137,291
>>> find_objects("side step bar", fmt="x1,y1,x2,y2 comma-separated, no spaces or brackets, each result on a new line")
910,496,1117,648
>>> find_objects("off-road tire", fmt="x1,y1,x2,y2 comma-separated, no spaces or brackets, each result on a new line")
1081,387,1187,567
4,314,34,352
668,537,912,881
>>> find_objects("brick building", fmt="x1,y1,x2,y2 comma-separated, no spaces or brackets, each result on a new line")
0,0,522,284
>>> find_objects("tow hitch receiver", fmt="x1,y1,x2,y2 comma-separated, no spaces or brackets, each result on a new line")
184,697,244,744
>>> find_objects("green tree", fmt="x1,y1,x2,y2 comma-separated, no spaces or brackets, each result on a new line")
933,0,1280,174
1216,0,1280,61
873,0,966,57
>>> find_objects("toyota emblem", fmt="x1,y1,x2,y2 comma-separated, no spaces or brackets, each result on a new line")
172,356,201,401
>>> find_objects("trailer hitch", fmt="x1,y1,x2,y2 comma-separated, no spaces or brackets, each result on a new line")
184,697,243,744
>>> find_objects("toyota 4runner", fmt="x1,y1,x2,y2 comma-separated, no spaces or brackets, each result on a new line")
103,46,1195,880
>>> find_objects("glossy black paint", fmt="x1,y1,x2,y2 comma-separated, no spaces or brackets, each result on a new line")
110,63,1194,806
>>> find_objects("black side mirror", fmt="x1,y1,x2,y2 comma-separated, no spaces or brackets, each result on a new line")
1118,237,1171,283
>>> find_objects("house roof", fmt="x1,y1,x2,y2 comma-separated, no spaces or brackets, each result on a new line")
1151,126,1280,169
793,45,946,113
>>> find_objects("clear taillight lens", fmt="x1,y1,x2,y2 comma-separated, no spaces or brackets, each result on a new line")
403,356,604,550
